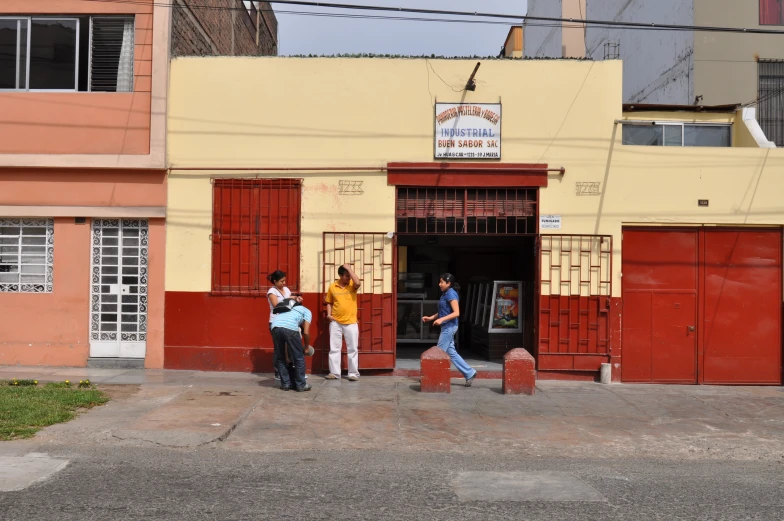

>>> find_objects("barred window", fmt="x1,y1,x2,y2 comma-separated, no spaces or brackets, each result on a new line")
0,218,54,293
760,0,784,25
758,60,784,147
212,179,301,295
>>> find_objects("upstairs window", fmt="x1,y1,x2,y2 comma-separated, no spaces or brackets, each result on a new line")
622,123,732,147
760,0,784,25
0,16,134,92
758,59,784,147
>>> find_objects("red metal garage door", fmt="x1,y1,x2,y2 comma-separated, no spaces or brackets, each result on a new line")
622,229,699,383
321,232,396,370
622,227,782,385
703,229,782,384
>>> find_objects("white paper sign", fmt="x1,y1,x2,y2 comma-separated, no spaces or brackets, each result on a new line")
434,102,501,159
540,215,562,230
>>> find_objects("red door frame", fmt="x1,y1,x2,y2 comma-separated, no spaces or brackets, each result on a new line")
386,162,549,368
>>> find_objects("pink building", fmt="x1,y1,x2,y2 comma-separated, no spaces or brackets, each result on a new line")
0,0,278,369
0,0,169,368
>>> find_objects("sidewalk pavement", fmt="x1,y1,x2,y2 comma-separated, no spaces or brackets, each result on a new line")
1,366,783,462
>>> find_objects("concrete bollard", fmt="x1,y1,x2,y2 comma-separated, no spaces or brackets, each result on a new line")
502,348,536,395
420,346,451,393
600,363,611,384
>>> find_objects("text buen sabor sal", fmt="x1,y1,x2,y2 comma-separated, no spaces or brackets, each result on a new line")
436,105,500,149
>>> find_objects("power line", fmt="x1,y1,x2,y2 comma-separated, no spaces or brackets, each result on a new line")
79,0,784,35
77,0,569,29
268,0,784,34
425,59,463,92
742,82,784,107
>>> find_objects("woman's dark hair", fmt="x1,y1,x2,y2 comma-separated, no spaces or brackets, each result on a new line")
440,273,460,292
267,270,286,284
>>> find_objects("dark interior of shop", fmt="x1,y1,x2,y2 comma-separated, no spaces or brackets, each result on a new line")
396,234,536,362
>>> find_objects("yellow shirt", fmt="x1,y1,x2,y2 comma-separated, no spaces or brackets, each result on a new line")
326,279,358,325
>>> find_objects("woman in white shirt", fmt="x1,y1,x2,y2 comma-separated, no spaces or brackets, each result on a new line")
267,270,303,380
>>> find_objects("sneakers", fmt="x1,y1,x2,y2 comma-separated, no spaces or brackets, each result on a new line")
465,372,477,387
274,371,281,381
296,384,312,392
347,375,359,382
325,373,340,380
280,384,291,391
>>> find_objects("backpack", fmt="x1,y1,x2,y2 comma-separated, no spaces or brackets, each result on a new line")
273,298,303,314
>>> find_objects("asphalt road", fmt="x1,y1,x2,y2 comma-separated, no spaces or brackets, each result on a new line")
2,446,783,521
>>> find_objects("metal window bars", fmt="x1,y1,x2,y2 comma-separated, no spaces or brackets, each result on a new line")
321,232,396,365
396,187,537,235
539,234,613,356
211,178,301,296
758,59,784,147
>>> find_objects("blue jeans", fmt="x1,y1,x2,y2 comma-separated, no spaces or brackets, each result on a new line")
272,327,307,390
437,325,476,380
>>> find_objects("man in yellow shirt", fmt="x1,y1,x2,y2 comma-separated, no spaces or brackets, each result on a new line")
325,263,361,381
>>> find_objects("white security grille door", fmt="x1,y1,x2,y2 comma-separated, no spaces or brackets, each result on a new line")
90,219,148,358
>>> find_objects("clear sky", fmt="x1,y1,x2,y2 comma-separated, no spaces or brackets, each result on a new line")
275,0,527,56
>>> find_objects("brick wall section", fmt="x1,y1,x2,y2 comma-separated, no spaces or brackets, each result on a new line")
171,5,214,57
258,2,278,55
171,0,278,57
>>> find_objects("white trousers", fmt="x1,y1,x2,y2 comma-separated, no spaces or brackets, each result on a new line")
329,321,359,377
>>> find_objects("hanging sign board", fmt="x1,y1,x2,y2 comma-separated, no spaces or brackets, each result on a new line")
434,102,502,159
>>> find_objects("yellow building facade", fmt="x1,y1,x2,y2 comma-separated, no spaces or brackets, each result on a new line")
165,57,783,385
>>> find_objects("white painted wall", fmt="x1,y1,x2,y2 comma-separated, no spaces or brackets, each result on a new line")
585,0,695,104
524,0,563,58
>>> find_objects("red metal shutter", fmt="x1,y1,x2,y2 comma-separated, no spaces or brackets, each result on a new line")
212,179,261,294
621,228,699,383
212,179,301,295
259,179,301,291
701,228,781,384
621,227,782,385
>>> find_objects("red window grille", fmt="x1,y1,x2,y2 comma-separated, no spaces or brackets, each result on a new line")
538,235,613,369
212,178,301,296
760,0,784,24
396,187,537,234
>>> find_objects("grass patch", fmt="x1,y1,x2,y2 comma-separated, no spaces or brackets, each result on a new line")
0,381,109,441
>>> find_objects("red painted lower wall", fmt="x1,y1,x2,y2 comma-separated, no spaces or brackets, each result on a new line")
165,291,401,373
165,291,323,372
165,291,626,380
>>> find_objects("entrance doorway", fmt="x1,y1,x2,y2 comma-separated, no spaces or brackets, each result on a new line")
89,219,149,358
396,234,537,363
394,186,539,363
622,227,782,384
